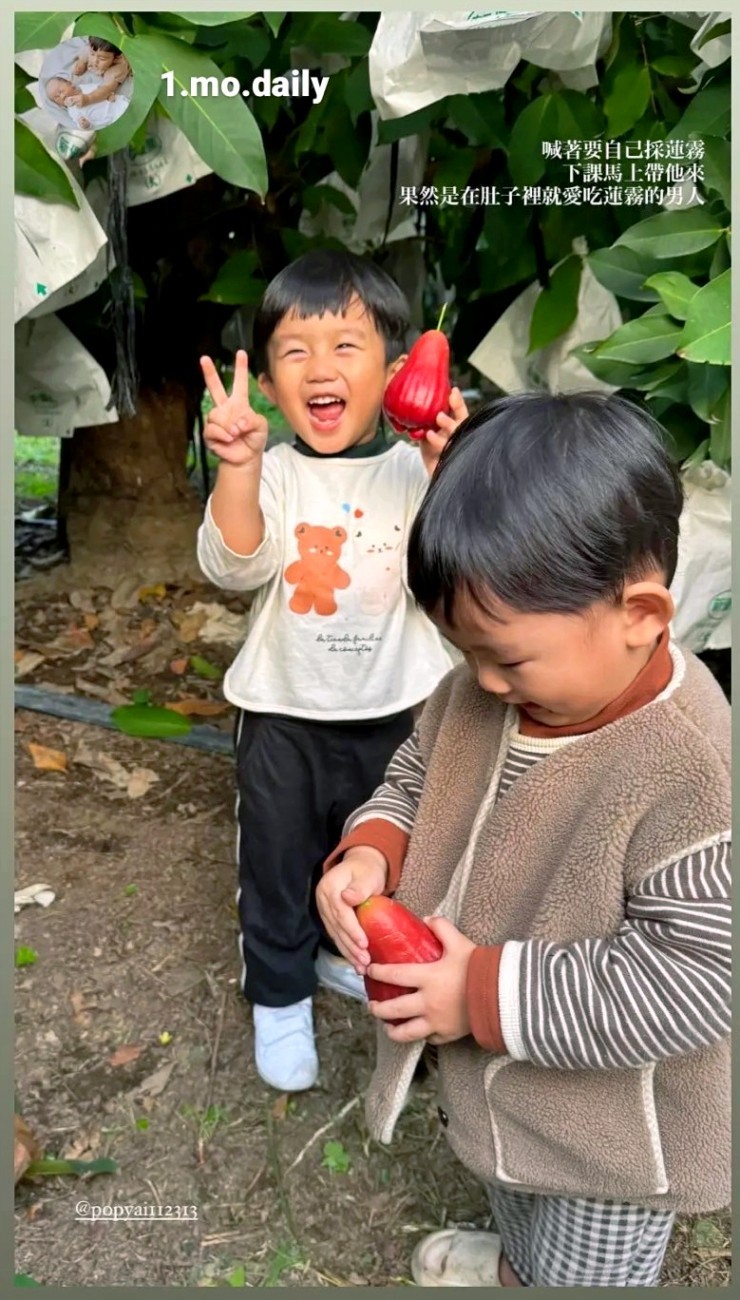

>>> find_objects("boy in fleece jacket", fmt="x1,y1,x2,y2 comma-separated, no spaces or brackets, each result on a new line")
318,392,730,1288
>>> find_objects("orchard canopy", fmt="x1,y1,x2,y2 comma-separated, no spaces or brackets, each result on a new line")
14,10,731,571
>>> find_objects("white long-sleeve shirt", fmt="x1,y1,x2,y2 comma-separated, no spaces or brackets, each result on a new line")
197,440,456,721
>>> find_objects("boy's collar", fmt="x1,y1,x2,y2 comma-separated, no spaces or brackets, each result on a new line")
518,629,673,739
293,422,390,459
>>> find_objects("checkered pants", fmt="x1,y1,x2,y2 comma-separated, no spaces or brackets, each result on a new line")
488,1186,675,1286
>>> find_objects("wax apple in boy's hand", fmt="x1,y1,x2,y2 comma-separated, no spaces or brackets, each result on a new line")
355,897,443,1023
383,324,452,441
382,305,469,469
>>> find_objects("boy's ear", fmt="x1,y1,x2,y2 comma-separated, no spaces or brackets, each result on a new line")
622,579,674,648
385,353,408,384
257,372,275,404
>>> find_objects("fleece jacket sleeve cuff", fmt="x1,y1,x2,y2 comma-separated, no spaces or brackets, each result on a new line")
322,818,410,894
466,944,507,1054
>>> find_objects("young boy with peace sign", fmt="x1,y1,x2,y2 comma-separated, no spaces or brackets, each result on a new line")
197,249,467,1091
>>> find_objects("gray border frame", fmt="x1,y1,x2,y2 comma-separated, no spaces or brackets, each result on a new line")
8,3,733,1296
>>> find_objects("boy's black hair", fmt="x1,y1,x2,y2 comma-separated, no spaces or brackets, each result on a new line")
88,36,121,54
407,391,684,623
251,248,409,375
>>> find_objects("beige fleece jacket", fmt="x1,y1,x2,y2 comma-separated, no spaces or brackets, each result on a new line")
364,648,731,1213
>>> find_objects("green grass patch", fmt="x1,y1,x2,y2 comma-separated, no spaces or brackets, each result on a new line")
14,433,60,502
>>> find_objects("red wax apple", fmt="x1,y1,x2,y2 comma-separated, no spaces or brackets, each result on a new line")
383,304,452,441
356,896,443,1024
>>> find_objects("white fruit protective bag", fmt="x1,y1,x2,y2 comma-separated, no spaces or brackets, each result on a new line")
670,461,731,653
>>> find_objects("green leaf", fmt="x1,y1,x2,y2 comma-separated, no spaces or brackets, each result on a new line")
616,209,725,260
642,272,699,321
528,255,582,354
709,389,731,470
667,85,730,145
71,18,164,154
377,103,439,145
590,314,684,366
554,90,605,144
508,95,559,186
344,60,374,126
650,55,695,79
145,33,267,194
297,15,372,57
15,946,38,968
692,1217,728,1252
227,1266,247,1287
25,1156,118,1178
680,437,710,469
15,120,79,208
304,184,356,216
321,1139,351,1174
173,12,255,24
687,362,729,423
200,250,267,305
190,655,224,681
131,688,152,706
111,705,193,739
263,14,285,39
15,12,70,51
446,93,506,150
14,1274,41,1286
587,246,661,303
709,235,730,281
676,270,731,365
15,64,35,113
701,135,731,208
604,64,652,138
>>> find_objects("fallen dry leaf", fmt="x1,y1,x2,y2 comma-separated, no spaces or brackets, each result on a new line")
70,990,99,1026
14,651,45,678
139,617,157,640
111,575,143,611
272,1093,289,1121
108,1044,144,1068
174,609,208,643
83,613,100,631
97,633,159,669
133,1062,175,1098
14,1114,43,1183
170,657,189,675
68,589,96,613
126,768,159,799
138,584,167,603
75,678,130,707
57,625,96,652
62,1127,102,1162
27,743,68,774
167,698,230,717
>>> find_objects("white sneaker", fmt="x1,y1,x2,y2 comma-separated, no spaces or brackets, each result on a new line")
253,997,319,1092
411,1229,503,1286
315,947,367,1003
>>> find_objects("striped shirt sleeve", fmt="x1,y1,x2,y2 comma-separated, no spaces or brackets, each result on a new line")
499,838,732,1069
343,728,426,837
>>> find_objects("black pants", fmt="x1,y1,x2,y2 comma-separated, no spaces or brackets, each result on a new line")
235,708,414,1006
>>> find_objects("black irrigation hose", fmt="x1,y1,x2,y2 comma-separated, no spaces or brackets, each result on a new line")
15,686,233,757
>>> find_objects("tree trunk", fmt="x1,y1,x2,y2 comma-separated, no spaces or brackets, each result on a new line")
59,380,204,584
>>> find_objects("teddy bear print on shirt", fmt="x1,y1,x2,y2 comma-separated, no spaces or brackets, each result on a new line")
352,521,402,616
284,522,350,616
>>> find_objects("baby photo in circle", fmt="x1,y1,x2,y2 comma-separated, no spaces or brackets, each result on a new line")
39,34,134,132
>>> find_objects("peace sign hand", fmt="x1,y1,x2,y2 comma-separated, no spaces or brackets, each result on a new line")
200,350,269,469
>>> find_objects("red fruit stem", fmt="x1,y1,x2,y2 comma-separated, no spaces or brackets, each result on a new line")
435,301,449,333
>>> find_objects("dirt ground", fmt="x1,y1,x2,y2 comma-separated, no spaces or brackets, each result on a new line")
14,577,731,1288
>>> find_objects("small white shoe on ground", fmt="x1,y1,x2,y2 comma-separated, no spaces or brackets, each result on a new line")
410,1229,503,1287
315,947,367,1002
253,997,319,1091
